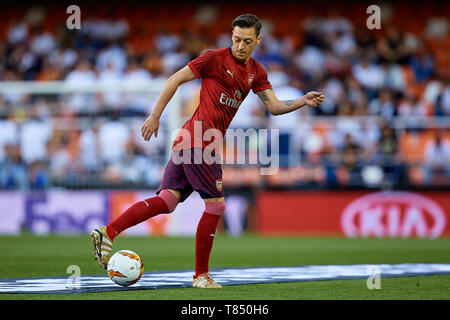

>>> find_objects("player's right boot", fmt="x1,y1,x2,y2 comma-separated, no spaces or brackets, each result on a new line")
90,226,113,269
192,273,222,288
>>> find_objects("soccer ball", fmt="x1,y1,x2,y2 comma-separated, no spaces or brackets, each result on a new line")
107,250,144,287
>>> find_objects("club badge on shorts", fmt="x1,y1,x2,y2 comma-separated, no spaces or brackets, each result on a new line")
216,179,223,191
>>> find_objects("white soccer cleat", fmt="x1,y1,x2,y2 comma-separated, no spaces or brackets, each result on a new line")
90,226,113,269
192,273,222,289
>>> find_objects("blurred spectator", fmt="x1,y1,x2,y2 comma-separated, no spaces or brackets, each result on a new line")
36,59,62,81
10,44,41,80
423,78,443,111
48,133,73,181
294,45,325,80
318,77,344,115
368,88,396,119
7,20,28,45
340,134,362,183
142,48,164,76
344,76,366,110
155,28,180,54
98,62,124,114
359,120,381,153
424,131,450,185
381,61,405,92
120,141,151,184
47,45,78,74
30,26,55,56
98,111,131,165
438,82,450,115
252,36,285,66
376,123,402,186
19,107,52,164
65,60,98,115
123,59,153,117
0,144,28,190
95,43,127,72
331,30,356,57
301,128,325,164
0,115,19,162
377,123,398,159
398,95,429,119
409,46,434,82
28,160,50,189
425,17,448,39
376,26,409,64
352,56,385,98
162,45,190,74
79,122,101,172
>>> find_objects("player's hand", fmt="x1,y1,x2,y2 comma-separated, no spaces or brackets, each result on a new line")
141,114,160,141
304,91,324,107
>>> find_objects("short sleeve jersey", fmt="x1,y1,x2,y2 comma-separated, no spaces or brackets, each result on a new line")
173,47,272,150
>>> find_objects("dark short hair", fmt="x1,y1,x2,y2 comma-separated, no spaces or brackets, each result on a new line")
231,14,262,37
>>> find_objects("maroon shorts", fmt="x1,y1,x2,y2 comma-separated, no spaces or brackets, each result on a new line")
156,148,224,202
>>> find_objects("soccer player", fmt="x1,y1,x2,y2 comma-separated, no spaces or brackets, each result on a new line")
90,14,324,288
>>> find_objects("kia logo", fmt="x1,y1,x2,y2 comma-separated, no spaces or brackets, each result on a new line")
341,192,446,238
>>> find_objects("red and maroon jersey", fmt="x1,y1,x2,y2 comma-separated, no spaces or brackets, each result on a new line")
173,47,272,150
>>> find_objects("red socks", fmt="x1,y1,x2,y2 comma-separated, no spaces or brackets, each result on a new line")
106,190,178,241
194,202,226,278
194,212,221,277
106,193,226,279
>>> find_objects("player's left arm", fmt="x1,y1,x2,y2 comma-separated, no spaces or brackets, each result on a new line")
256,88,324,115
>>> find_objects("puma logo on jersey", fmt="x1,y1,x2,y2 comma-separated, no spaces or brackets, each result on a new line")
226,69,235,79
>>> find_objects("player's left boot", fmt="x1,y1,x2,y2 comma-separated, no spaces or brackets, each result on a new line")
90,226,113,269
192,273,222,288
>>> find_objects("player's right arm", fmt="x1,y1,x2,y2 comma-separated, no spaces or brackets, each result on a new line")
141,65,197,141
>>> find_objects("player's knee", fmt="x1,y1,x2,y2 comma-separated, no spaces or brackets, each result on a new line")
204,200,226,216
158,189,179,213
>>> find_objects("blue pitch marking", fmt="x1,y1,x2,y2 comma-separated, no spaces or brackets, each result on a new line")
1,263,450,294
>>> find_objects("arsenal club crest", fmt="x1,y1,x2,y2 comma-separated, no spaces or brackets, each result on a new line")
248,73,254,85
216,179,223,191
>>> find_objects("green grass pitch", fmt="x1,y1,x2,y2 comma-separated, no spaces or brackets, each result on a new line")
0,234,449,300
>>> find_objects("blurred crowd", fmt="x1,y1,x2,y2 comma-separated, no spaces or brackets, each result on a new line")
0,3,449,190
